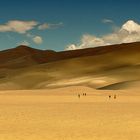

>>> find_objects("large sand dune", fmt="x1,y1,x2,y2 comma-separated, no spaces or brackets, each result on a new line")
0,42,140,90
0,87,139,140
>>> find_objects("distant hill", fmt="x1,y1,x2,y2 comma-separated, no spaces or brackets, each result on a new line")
0,42,140,90
0,42,140,68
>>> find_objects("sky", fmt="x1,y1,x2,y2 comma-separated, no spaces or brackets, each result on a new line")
0,0,140,51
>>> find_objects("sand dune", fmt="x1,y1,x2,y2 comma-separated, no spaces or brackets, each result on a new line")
0,42,140,90
99,80,140,90
1,56,140,90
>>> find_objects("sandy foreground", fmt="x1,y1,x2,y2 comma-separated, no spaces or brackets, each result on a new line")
0,86,140,140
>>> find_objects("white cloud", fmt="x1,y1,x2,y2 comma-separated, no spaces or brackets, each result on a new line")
66,44,78,50
33,36,43,44
38,23,50,30
66,35,109,50
66,20,140,50
121,20,140,33
38,22,63,30
102,19,113,24
80,35,108,48
18,41,30,46
0,20,38,34
26,33,43,45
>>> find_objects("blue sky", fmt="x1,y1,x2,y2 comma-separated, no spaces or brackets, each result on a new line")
0,0,140,51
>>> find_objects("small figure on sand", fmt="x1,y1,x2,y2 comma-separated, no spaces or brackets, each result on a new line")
114,94,117,99
78,94,80,98
83,93,87,96
109,95,111,99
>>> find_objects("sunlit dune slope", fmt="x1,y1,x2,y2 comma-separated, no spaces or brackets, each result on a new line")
0,42,140,90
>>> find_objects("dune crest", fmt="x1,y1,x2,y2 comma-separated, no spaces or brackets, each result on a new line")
0,42,140,90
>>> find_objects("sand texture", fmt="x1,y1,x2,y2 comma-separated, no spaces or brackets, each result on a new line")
0,87,139,140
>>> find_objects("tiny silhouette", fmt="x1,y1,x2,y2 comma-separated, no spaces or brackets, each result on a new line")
85,93,87,96
109,95,111,99
78,94,80,98
114,94,117,99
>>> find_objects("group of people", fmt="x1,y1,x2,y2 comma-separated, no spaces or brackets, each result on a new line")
77,93,117,100
78,93,87,98
109,94,117,99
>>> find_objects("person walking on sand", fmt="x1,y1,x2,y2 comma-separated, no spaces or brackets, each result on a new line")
114,94,117,99
109,95,111,99
78,94,80,98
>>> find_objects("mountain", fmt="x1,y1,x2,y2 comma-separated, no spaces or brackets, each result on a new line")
0,45,57,68
0,42,140,90
1,42,140,68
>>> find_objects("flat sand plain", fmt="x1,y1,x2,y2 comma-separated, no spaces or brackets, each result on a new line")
0,86,139,140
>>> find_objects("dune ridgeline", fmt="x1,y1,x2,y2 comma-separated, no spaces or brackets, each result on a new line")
0,42,140,90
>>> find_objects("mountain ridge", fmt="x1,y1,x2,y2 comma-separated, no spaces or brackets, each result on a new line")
0,42,140,69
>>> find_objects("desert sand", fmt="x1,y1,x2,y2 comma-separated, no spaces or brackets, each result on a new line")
0,86,139,140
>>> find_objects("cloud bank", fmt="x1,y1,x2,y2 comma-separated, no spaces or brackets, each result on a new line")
0,20,38,34
0,20,63,33
66,20,140,50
